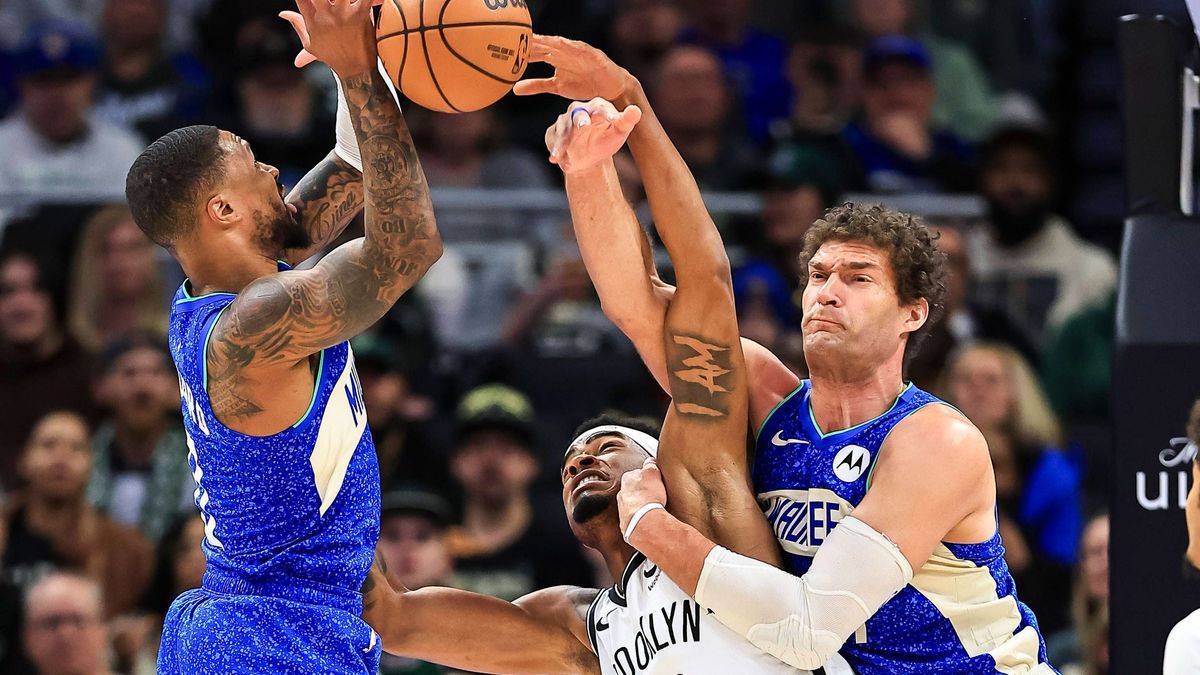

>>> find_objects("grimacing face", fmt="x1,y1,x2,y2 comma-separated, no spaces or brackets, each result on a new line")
561,432,652,537
214,130,309,256
800,240,925,373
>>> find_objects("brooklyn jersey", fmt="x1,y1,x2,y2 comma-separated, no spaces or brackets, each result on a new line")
586,552,853,675
754,381,1055,675
168,269,380,611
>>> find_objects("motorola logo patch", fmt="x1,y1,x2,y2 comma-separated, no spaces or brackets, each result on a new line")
832,445,871,482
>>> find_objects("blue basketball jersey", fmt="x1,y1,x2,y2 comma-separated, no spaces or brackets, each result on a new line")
754,381,1055,675
167,270,380,613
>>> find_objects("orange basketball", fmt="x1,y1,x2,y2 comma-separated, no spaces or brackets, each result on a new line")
376,0,532,113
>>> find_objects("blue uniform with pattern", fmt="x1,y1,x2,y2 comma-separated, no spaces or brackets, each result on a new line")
159,269,382,674
754,381,1056,675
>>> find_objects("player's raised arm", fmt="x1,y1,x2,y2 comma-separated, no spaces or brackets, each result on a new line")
359,553,599,674
211,0,441,371
515,36,799,427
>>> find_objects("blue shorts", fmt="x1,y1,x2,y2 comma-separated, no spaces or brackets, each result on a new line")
158,586,382,674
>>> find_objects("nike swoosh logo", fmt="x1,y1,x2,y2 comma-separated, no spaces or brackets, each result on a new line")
597,616,610,631
644,564,658,578
771,430,810,447
364,630,376,653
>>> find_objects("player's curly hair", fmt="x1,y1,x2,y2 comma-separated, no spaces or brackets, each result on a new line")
797,203,947,364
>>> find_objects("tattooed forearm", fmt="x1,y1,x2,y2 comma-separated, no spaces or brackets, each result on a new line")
362,549,390,612
284,153,365,263
669,332,733,418
206,68,442,423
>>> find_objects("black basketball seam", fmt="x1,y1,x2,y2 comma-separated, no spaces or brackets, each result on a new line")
377,21,532,42
419,0,461,112
436,23,523,86
392,0,408,90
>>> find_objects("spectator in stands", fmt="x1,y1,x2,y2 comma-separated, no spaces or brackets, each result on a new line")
1,411,154,617
377,487,459,675
87,334,193,543
1163,401,1200,674
849,0,998,141
842,35,975,193
906,223,1037,390
749,146,838,290
21,572,112,675
93,0,208,141
1048,512,1110,673
68,205,169,352
942,343,1082,634
351,333,450,494
649,45,761,191
416,107,549,190
0,568,28,674
446,385,593,600
0,22,144,205
227,17,330,188
500,254,629,359
927,0,1050,101
1041,291,1116,421
677,0,792,141
0,252,96,491
127,514,205,675
781,25,864,140
609,0,683,84
968,126,1117,344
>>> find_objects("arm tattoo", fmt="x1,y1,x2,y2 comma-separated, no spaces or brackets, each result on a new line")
207,68,442,424
669,333,733,418
284,154,364,264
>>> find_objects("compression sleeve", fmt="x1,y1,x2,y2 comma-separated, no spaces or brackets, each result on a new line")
693,516,914,670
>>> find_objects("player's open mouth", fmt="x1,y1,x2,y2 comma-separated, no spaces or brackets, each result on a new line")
569,468,610,497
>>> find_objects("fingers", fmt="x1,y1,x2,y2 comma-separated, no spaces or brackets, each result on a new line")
293,0,317,19
548,113,572,163
512,77,557,97
279,10,311,48
526,34,569,63
294,48,318,68
612,104,643,134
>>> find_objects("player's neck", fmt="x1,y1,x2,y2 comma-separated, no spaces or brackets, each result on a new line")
182,247,278,296
808,366,907,434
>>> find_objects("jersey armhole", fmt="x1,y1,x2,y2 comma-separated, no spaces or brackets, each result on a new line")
201,305,230,395
863,400,958,491
754,384,805,441
584,590,605,654
200,303,328,432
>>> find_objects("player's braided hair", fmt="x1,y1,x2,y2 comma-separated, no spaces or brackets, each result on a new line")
125,125,225,248
797,203,947,364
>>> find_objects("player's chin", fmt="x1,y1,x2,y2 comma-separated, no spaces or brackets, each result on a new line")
570,491,614,524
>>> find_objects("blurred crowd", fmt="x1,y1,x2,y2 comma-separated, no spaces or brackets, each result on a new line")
0,1,1142,674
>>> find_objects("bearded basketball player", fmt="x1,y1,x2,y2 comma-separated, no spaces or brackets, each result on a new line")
516,35,1057,674
124,1,439,672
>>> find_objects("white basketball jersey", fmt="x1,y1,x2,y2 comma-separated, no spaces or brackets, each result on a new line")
586,553,853,675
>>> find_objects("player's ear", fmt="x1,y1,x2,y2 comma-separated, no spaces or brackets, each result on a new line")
205,193,240,229
902,297,929,335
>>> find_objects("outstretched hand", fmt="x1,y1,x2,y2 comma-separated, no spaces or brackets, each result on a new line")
545,97,642,174
513,34,632,102
279,0,377,75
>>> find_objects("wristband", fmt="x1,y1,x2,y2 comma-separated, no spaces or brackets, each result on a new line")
623,502,665,543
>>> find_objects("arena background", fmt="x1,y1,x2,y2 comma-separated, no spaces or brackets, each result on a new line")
0,0,1198,673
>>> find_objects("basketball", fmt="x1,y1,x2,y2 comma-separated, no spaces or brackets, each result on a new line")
376,0,532,113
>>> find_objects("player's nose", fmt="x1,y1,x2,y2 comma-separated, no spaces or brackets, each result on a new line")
565,453,597,476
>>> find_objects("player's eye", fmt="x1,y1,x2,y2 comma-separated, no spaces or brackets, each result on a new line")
854,275,871,283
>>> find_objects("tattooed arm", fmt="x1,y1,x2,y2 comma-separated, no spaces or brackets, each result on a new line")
281,151,363,266
540,84,782,564
360,553,599,674
207,1,441,431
